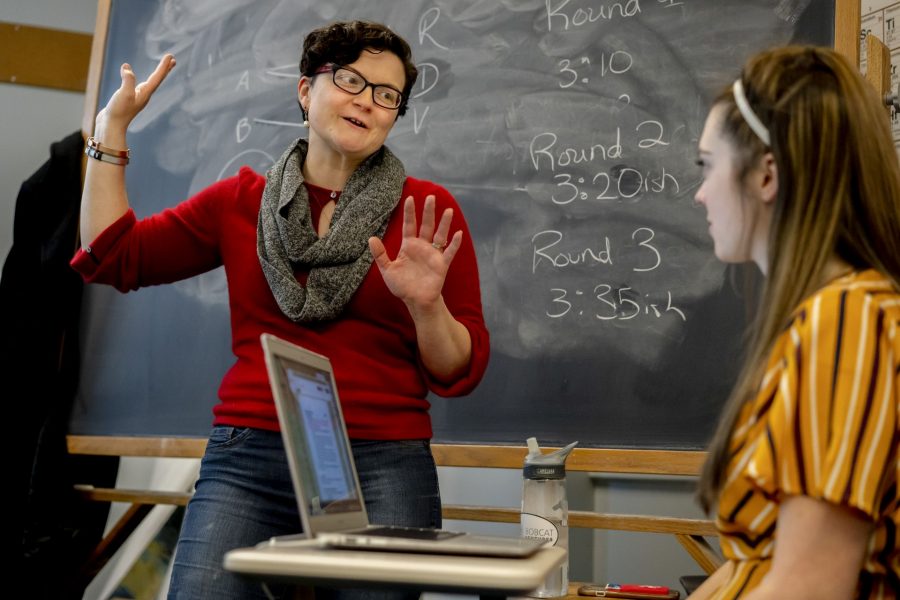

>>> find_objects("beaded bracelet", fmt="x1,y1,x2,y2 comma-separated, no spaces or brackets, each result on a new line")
84,136,131,166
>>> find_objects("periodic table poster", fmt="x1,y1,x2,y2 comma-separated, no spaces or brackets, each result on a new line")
861,1,900,149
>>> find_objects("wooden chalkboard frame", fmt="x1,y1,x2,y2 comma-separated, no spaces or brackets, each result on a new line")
67,435,706,474
67,434,722,581
66,0,866,585
74,0,859,474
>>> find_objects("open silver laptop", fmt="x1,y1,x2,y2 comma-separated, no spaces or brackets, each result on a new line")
260,333,544,557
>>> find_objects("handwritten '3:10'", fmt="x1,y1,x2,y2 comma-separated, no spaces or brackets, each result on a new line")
547,286,686,321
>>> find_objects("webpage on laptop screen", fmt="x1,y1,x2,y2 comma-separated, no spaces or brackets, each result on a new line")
285,366,360,514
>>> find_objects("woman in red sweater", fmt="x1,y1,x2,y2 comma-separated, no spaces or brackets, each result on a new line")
73,21,489,599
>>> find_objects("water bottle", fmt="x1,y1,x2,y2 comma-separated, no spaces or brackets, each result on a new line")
520,437,578,598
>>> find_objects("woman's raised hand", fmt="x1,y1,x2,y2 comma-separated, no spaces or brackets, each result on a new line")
81,54,177,246
368,195,463,311
97,54,176,131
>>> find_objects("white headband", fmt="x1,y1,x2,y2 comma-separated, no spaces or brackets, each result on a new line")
732,79,771,146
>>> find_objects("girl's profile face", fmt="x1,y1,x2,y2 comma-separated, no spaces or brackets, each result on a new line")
694,104,772,270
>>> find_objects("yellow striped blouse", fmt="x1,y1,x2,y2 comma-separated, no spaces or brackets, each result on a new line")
713,270,900,599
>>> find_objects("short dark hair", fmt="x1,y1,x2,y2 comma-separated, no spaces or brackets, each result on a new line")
300,20,418,117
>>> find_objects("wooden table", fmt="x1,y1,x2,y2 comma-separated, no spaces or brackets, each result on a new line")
224,538,567,600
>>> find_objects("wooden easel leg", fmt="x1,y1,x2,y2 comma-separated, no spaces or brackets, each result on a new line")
674,533,722,575
71,502,155,590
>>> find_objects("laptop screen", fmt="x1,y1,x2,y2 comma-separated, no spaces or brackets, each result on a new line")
273,355,364,517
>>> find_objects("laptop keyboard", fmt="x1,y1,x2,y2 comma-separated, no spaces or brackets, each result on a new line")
364,526,464,541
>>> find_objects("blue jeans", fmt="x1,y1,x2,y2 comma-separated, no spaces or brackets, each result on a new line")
167,427,441,600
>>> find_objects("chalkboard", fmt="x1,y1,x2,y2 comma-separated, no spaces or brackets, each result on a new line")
70,0,835,450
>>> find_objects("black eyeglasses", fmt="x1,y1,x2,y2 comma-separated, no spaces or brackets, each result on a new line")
314,64,404,110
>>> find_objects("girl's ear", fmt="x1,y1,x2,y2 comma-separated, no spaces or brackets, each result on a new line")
759,152,778,205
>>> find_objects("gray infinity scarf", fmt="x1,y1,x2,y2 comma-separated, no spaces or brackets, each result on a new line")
257,138,405,322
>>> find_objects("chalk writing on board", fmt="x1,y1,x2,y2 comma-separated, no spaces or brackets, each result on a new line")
74,0,833,447
557,52,634,87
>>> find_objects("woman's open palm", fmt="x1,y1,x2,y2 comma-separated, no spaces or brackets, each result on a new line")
369,195,463,309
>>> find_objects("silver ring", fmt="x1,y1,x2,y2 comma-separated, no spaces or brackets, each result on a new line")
432,241,446,250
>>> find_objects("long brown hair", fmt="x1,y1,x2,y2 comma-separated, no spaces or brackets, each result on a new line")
697,46,900,513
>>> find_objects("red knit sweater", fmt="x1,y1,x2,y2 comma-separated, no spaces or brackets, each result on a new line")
71,167,490,439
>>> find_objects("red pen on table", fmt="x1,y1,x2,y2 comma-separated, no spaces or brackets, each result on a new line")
577,583,679,599
607,584,670,595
